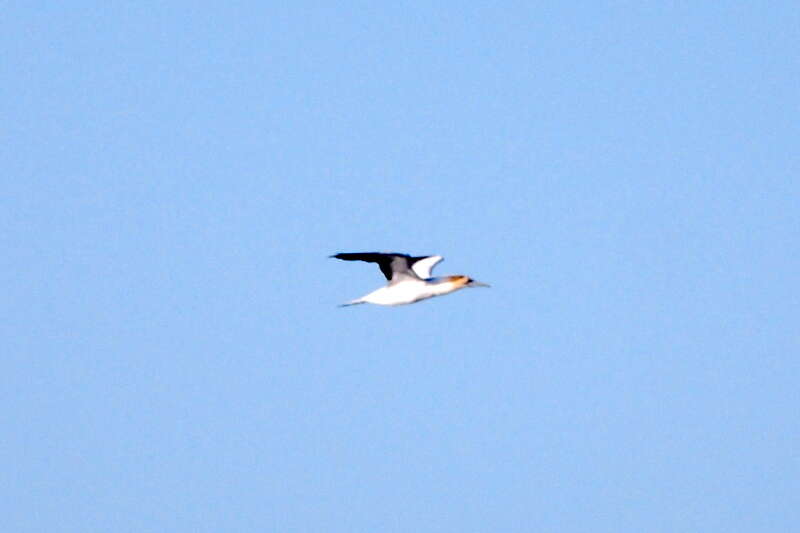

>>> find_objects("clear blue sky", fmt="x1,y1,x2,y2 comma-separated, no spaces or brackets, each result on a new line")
3,2,798,532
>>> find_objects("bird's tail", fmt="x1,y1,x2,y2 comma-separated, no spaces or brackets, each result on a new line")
338,298,365,307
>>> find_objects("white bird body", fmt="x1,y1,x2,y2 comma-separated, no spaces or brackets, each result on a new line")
347,277,468,306
331,252,489,307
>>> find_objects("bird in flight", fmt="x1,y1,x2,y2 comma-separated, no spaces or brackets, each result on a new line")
331,252,489,306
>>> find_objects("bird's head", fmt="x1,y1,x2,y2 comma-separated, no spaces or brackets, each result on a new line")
447,275,490,288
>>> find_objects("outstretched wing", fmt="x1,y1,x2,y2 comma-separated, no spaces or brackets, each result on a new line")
409,255,443,279
330,252,418,281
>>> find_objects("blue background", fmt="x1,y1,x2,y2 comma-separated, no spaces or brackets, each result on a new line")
3,2,798,531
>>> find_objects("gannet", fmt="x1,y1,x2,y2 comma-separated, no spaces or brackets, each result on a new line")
331,252,490,306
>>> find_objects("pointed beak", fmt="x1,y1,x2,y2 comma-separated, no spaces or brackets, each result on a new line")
467,279,490,288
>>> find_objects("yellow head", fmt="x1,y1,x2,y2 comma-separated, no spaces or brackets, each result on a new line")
444,275,490,289
446,275,471,287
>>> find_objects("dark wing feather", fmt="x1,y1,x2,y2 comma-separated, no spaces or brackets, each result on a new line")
331,252,416,281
